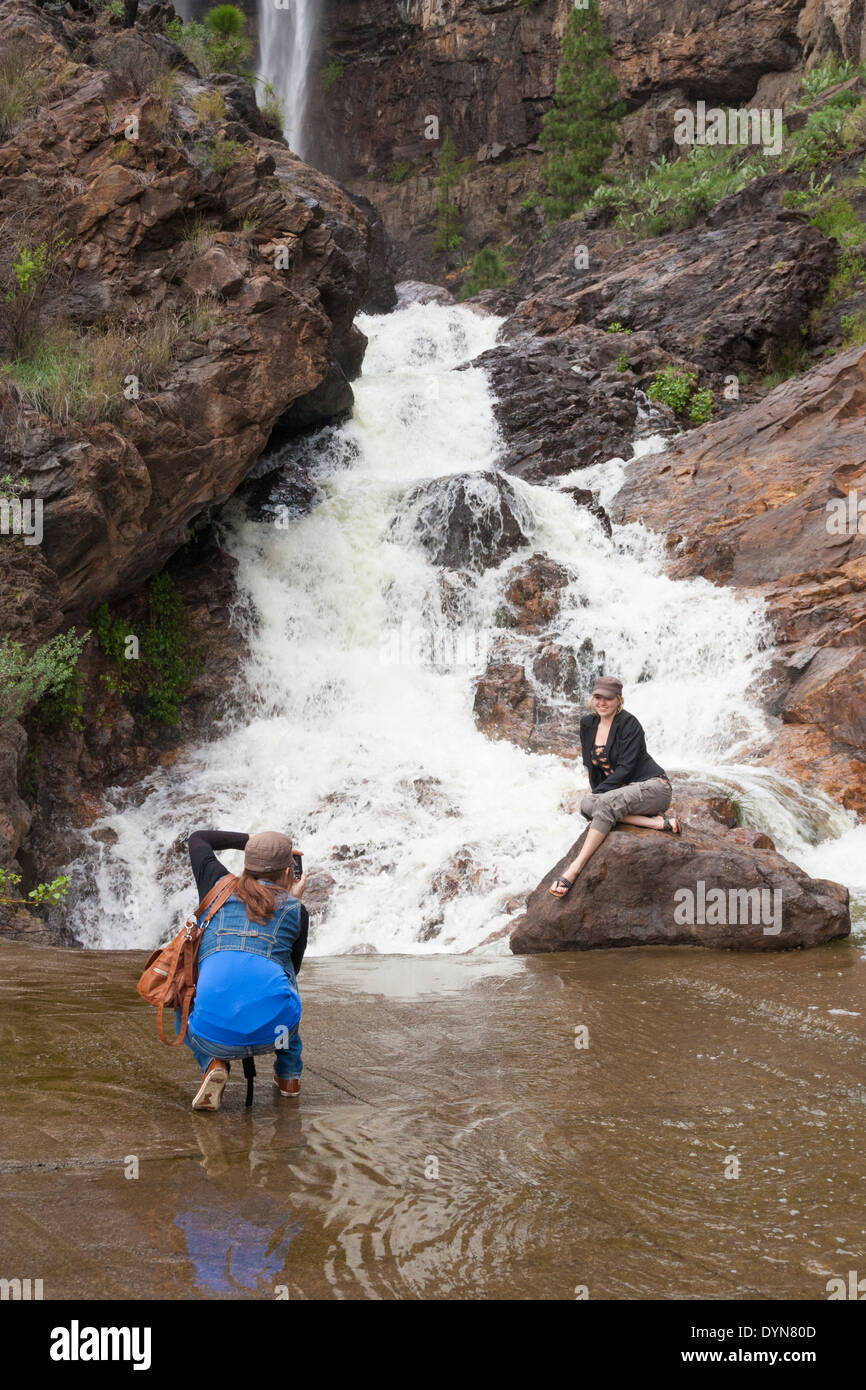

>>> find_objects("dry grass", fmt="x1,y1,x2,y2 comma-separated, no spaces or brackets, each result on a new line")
0,302,223,424
192,89,228,126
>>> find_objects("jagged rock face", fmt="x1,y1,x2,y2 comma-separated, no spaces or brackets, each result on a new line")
509,814,851,954
474,329,645,481
313,0,865,272
316,1,866,176
509,200,837,373
0,0,387,642
613,343,866,813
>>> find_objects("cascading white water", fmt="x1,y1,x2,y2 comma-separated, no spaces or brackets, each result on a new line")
257,0,320,157
68,304,866,953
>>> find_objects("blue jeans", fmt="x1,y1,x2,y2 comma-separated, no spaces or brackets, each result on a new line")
176,1011,303,1079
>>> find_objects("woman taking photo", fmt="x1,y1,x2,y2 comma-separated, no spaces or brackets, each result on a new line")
549,677,680,898
180,828,309,1112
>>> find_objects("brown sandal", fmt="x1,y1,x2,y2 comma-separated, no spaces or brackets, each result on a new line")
662,815,681,835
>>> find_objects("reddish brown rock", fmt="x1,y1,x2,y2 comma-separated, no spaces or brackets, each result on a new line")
614,344,866,811
510,820,850,954
0,0,385,645
503,553,571,631
473,663,536,747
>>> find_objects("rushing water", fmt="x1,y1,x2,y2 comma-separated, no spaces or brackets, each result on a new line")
257,0,320,157
67,304,865,952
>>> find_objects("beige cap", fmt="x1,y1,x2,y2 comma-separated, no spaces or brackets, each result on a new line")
244,831,294,875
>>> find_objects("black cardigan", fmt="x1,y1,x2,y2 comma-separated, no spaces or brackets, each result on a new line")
579,710,667,793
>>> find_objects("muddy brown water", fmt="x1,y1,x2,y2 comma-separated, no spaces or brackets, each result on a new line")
1,940,865,1300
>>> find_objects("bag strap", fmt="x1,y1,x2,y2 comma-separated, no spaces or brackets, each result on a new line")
158,876,238,1047
194,873,236,924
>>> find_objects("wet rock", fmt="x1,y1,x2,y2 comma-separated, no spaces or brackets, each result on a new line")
474,333,637,482
532,644,580,699
396,281,455,308
563,488,613,539
473,663,536,748
348,191,398,313
510,822,850,954
402,471,532,573
302,869,337,920
503,554,571,631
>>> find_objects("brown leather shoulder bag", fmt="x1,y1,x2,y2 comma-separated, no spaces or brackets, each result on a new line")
136,874,236,1046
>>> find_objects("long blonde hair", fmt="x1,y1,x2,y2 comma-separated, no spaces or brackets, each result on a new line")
222,867,294,926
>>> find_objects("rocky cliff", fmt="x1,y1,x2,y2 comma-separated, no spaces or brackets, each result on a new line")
0,0,390,934
312,0,866,274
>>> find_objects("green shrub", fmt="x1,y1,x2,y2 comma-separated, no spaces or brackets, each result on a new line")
800,57,858,103
459,246,513,299
0,868,72,909
606,321,632,334
93,574,201,726
204,4,245,36
321,61,344,92
192,89,227,125
688,387,716,424
0,629,89,723
540,0,623,221
615,351,630,372
166,12,251,77
258,82,283,129
432,130,463,256
823,89,862,111
762,343,812,390
2,233,70,357
202,133,242,173
841,309,866,346
785,108,847,170
842,102,866,147
388,160,414,184
647,366,695,415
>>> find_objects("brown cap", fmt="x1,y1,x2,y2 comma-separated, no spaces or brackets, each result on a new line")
244,831,294,876
592,676,623,699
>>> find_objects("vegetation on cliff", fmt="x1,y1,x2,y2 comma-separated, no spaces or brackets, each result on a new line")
539,0,622,221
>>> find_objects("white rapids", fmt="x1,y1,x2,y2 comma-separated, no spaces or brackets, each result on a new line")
68,304,866,952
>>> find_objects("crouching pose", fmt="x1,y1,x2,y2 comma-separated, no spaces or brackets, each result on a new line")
181,828,309,1112
549,677,680,898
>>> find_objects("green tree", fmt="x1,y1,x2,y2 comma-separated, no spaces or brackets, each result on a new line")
432,130,463,256
540,0,623,221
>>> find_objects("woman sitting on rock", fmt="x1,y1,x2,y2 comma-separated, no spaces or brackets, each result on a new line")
181,828,308,1111
549,677,680,897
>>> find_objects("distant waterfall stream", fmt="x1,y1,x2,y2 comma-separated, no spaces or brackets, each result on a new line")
68,306,866,952
257,0,320,157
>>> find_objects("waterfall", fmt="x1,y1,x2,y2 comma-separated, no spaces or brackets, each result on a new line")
67,304,865,953
257,0,320,158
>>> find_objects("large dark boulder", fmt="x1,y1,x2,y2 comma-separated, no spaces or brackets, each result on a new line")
401,471,533,572
509,813,850,954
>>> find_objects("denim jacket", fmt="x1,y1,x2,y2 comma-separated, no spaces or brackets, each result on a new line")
197,893,302,990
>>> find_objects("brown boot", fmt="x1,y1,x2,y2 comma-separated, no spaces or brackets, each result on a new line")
192,1059,230,1112
273,1072,300,1098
